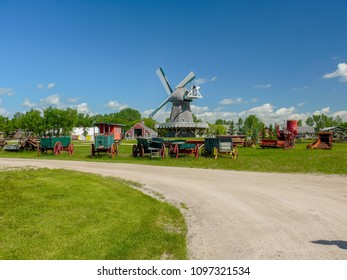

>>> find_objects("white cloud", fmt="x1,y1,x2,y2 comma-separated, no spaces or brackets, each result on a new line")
105,100,128,111
191,104,209,114
37,83,56,89
47,83,55,89
332,110,347,120
219,97,243,105
255,83,271,89
40,94,61,106
73,103,90,114
297,102,305,107
323,63,347,82
195,76,217,85
0,88,14,96
21,98,36,108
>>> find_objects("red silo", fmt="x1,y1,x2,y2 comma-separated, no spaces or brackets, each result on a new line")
287,120,298,136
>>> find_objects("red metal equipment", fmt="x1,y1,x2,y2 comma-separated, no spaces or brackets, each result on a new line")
306,132,333,149
260,120,298,148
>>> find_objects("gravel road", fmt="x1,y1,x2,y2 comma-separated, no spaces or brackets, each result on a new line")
1,158,346,260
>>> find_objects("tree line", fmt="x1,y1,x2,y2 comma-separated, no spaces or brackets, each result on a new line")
0,107,143,137
0,107,345,139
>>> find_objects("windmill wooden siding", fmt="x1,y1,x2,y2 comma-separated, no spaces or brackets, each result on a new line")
125,122,158,139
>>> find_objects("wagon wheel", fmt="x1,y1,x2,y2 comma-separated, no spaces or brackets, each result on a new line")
160,143,166,158
132,144,138,157
139,144,144,157
174,144,179,159
194,145,199,158
200,147,206,157
54,141,62,155
111,144,115,159
114,142,119,155
213,147,218,159
37,143,41,157
231,146,238,159
68,143,74,155
91,144,95,157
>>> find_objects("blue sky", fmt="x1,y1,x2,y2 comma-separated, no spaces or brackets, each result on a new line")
0,0,346,125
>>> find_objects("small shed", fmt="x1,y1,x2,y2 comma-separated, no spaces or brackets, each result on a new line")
94,122,125,141
321,126,346,140
125,122,158,139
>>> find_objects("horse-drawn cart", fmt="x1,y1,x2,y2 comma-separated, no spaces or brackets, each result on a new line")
167,139,199,159
201,136,238,159
91,123,123,158
132,137,166,158
38,136,74,156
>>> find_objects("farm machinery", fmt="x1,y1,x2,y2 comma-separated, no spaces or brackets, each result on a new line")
132,137,166,158
167,139,200,158
91,122,124,158
37,136,74,155
306,132,333,150
201,136,238,159
3,131,39,152
260,120,298,149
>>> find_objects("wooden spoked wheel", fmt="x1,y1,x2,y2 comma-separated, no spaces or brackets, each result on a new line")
111,144,115,159
114,142,119,156
54,141,62,156
194,145,199,158
132,144,138,157
91,144,95,157
139,144,144,157
174,144,179,159
231,146,238,159
160,143,166,158
37,143,41,156
68,143,74,155
213,147,218,159
200,147,206,157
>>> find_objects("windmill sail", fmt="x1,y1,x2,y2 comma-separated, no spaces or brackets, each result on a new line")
156,68,173,95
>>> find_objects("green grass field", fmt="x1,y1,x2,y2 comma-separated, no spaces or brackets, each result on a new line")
0,169,187,260
1,140,346,174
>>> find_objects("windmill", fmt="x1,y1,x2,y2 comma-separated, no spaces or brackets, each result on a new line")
150,67,208,137
150,67,202,123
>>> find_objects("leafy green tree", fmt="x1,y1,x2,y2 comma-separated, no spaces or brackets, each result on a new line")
192,114,202,123
243,114,264,141
142,117,157,130
22,109,44,136
0,116,13,136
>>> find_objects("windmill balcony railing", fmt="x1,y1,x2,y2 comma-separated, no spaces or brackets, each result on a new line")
156,122,209,129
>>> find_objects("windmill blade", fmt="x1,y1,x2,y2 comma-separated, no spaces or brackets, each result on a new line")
149,95,171,117
176,71,195,88
156,68,173,95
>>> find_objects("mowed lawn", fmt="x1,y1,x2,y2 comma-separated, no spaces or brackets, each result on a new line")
0,169,187,260
1,140,346,174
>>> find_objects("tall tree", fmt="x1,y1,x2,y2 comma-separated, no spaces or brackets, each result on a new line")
243,114,264,141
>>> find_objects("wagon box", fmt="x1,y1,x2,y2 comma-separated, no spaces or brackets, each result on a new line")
38,136,74,156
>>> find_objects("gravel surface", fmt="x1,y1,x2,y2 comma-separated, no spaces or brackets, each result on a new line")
1,158,346,260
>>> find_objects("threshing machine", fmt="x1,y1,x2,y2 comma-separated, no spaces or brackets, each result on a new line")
260,120,298,149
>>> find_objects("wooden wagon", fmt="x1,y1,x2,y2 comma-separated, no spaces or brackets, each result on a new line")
91,123,123,158
38,136,74,156
166,139,199,159
132,137,166,158
201,136,238,159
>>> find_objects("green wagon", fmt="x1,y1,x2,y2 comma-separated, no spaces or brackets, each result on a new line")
201,136,238,159
132,137,166,158
38,136,74,156
91,134,118,158
167,139,199,159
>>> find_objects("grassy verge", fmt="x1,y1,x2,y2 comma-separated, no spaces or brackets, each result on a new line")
0,140,346,174
0,168,187,260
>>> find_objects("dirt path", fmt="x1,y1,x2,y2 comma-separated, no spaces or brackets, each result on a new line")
1,158,346,260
